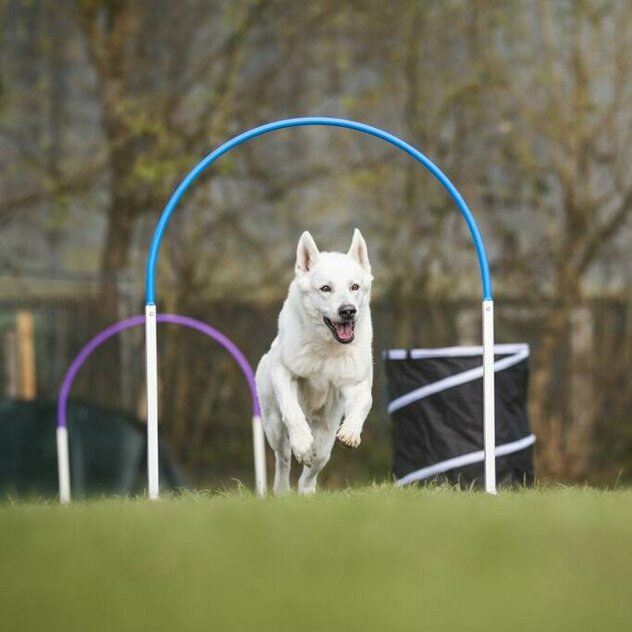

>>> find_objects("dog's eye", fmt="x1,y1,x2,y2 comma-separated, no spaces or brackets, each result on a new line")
320,285,332,292
351,283,360,291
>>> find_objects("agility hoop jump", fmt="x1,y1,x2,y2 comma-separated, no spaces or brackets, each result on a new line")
57,313,266,503
145,116,496,498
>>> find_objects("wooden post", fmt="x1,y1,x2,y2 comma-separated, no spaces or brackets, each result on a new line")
16,310,37,400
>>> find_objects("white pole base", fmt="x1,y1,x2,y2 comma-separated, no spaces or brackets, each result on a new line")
252,415,267,496
482,299,497,495
57,426,71,504
145,305,160,500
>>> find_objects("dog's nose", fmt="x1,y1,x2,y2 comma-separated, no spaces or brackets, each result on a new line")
338,304,357,320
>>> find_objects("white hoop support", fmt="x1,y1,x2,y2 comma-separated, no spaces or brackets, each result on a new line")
252,415,267,496
56,426,71,504
145,305,160,500
482,300,497,494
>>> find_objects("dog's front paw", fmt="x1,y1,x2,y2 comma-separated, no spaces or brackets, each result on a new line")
336,424,362,449
289,427,315,466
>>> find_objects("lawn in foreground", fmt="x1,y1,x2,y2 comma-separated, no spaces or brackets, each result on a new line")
1,486,631,632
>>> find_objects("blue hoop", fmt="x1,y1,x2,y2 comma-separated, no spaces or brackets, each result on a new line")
145,117,492,304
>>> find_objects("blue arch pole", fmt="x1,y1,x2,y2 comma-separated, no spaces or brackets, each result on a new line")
146,117,491,304
144,117,497,497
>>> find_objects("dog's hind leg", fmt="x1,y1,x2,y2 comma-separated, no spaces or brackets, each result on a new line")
273,437,292,495
256,352,292,494
297,420,337,495
261,404,292,494
262,406,292,495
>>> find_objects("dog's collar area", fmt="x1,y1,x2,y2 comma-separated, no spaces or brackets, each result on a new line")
323,317,355,344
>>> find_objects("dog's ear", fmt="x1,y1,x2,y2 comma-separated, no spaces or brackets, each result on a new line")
295,231,320,275
347,228,371,273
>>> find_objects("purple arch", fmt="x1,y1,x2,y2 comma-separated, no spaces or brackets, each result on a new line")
57,313,260,430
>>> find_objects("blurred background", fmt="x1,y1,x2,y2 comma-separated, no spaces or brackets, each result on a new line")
1,0,631,495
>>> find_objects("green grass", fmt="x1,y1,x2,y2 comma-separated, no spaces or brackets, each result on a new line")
2,486,632,631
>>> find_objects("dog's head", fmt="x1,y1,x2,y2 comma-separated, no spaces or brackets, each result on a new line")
294,229,373,344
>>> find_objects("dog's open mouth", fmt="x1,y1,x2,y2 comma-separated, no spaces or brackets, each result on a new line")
324,317,355,344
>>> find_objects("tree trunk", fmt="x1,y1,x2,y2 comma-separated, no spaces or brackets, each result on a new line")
530,305,571,480
77,1,140,309
99,192,135,312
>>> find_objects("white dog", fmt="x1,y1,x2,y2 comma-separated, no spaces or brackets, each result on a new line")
255,229,374,494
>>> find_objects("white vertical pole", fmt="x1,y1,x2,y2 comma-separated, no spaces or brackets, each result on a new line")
57,426,71,504
252,414,267,496
145,305,160,500
482,299,497,494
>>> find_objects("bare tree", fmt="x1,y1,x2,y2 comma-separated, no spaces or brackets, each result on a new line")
479,0,632,480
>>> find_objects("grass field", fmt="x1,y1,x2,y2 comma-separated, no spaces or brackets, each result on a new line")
2,486,632,631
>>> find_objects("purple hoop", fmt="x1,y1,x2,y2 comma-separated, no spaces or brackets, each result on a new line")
57,313,260,430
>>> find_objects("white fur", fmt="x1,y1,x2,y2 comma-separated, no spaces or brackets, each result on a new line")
255,229,374,494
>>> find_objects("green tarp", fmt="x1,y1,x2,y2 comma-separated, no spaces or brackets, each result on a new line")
0,398,186,499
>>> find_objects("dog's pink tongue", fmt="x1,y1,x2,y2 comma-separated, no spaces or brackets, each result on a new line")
335,322,354,340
